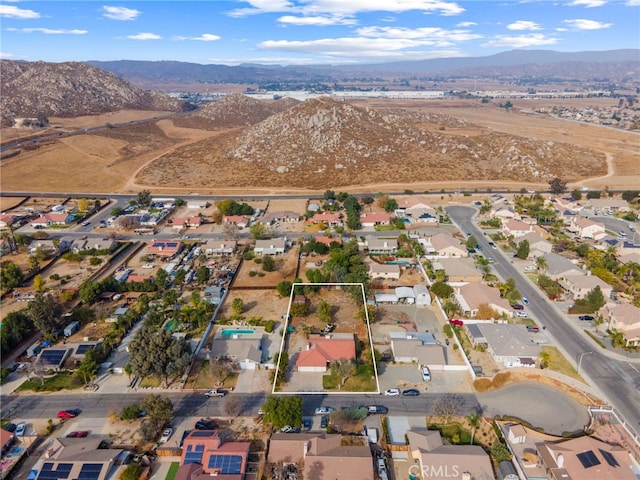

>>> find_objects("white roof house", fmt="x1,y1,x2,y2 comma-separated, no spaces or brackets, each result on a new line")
368,262,401,280
254,237,286,255
468,323,541,368
413,284,431,306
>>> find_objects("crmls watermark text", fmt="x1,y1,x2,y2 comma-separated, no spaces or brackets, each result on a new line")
409,464,461,478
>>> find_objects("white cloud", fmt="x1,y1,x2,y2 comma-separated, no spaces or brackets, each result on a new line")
126,32,161,40
482,33,558,48
7,27,87,34
229,0,465,17
562,18,613,29
0,52,15,58
625,0,640,5
507,20,542,30
175,33,221,41
0,5,40,19
102,5,141,21
278,15,357,25
456,21,477,27
356,25,482,42
567,0,607,6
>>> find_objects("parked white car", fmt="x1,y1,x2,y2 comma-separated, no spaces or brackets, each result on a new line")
15,423,26,437
160,428,173,443
384,388,400,396
314,407,335,415
421,366,431,382
515,311,529,318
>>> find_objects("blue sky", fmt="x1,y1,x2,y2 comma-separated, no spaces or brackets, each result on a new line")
1,1,638,65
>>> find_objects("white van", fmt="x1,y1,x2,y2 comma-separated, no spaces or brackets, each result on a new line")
421,366,431,382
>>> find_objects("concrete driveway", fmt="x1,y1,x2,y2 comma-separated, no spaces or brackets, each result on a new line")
477,382,590,435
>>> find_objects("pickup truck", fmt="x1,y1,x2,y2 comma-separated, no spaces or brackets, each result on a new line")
204,389,226,398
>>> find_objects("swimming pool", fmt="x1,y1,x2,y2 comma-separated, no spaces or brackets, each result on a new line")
221,329,255,337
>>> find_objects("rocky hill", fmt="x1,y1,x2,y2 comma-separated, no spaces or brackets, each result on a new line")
137,97,606,189
184,93,299,127
0,60,190,118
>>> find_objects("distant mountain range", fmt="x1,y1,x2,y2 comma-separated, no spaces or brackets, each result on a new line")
88,49,640,87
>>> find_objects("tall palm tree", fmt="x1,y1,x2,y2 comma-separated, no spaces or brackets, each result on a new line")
535,256,548,273
466,412,482,445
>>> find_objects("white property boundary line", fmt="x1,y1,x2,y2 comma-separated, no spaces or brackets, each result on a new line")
271,282,381,395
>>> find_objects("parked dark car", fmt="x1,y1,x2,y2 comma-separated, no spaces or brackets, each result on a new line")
195,419,216,430
579,315,595,321
402,389,420,397
4,423,16,433
320,416,329,428
366,405,389,415
511,304,524,310
449,319,464,327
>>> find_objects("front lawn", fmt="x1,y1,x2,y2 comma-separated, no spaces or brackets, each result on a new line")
165,462,180,480
16,372,83,392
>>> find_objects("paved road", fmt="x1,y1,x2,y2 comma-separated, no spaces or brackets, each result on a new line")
446,205,640,435
0,385,588,435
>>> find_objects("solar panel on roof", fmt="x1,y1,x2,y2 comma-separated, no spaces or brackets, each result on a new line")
167,242,178,247
184,444,204,465
599,449,620,467
39,350,66,366
76,463,103,480
577,450,601,469
76,345,94,355
207,455,243,474
190,430,215,437
38,463,73,480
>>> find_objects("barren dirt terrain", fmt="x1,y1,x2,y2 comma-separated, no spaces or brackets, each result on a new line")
1,99,637,194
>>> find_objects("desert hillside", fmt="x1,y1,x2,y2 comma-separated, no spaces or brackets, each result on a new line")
135,97,607,189
0,60,190,118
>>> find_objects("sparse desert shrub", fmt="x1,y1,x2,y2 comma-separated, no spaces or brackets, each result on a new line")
473,378,492,392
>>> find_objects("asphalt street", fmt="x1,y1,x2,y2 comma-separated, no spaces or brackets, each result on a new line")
0,385,588,436
446,205,640,436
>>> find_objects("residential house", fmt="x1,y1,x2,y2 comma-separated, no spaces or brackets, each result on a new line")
223,215,251,229
569,217,606,239
313,235,342,247
368,262,401,280
502,219,534,238
28,239,58,256
34,436,128,480
261,211,302,224
83,238,117,252
541,252,585,281
203,239,237,255
0,214,17,229
30,213,74,227
366,237,398,254
203,286,224,304
491,206,520,220
0,238,15,256
1,428,13,457
599,303,640,347
455,283,513,318
466,323,541,368
107,305,129,323
310,212,342,227
360,212,392,227
390,336,446,368
254,237,286,255
126,274,152,284
428,233,467,257
268,433,374,480
177,429,250,479
296,333,356,372
407,428,494,480
147,240,183,258
552,197,584,214
536,435,636,480
172,216,203,230
587,198,630,213
436,258,483,282
517,232,553,257
396,196,438,223
559,274,613,300
210,329,263,369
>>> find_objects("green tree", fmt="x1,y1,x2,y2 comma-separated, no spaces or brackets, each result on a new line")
466,412,482,445
174,268,186,285
121,465,142,480
136,189,152,207
331,360,355,389
262,255,276,272
129,327,190,387
196,265,210,285
27,292,62,334
231,297,244,314
384,198,398,213
28,255,40,274
290,302,309,317
261,395,303,430
141,394,173,431
571,189,583,201
516,240,530,260
250,222,268,240
317,299,332,323
548,177,567,195
465,235,477,250
111,207,124,216
79,280,101,304
0,310,33,352
76,349,99,385
431,281,453,299
276,281,292,297
491,443,512,462
0,261,24,290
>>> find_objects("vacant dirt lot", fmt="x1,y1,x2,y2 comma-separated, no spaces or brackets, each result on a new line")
233,247,300,288
218,289,289,322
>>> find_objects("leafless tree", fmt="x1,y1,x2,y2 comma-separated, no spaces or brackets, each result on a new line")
433,393,464,424
331,360,355,390
223,222,240,240
224,395,244,422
